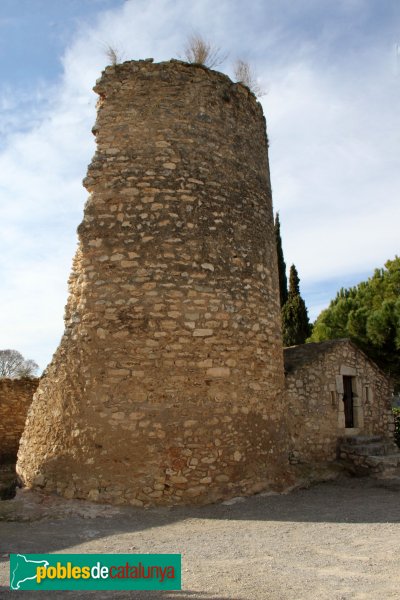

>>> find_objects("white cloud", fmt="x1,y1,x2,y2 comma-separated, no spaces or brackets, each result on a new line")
264,51,400,285
0,0,399,369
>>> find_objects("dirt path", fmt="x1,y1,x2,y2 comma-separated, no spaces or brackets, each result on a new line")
1,477,400,599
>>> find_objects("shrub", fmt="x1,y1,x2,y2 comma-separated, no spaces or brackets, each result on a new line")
104,44,124,67
183,34,226,69
234,59,264,97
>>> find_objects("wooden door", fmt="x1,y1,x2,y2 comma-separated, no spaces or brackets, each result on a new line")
343,375,354,428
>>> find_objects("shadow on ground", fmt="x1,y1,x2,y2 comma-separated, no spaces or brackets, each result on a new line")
1,477,400,597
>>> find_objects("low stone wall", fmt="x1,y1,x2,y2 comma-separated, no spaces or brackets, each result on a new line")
285,340,394,465
0,378,39,459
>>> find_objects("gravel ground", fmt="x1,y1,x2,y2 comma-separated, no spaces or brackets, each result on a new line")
1,477,400,599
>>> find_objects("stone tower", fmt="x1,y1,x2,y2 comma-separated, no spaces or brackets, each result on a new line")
17,60,291,506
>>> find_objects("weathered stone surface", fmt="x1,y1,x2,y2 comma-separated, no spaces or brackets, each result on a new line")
16,60,291,506
0,378,39,459
206,367,230,378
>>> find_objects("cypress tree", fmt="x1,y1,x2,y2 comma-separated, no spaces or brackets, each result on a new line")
274,213,288,307
288,263,300,296
282,264,311,346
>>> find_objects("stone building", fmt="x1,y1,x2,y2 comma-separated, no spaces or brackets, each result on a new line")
284,339,394,465
17,60,292,506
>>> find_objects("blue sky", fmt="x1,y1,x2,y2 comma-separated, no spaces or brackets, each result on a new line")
0,0,399,372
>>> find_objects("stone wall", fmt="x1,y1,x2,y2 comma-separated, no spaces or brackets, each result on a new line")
17,60,292,506
0,378,39,459
285,340,394,464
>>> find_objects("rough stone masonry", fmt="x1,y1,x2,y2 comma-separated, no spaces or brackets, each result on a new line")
17,60,292,506
0,378,39,459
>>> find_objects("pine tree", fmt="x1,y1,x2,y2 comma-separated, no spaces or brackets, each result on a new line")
282,264,311,346
274,213,288,307
310,257,400,384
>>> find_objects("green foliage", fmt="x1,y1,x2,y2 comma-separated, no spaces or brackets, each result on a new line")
289,263,300,296
273,214,311,346
282,264,312,346
392,408,400,448
310,257,400,383
274,213,288,307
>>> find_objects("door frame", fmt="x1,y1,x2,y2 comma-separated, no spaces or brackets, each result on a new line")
336,366,364,433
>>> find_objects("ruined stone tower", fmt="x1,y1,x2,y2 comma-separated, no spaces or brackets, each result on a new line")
17,60,290,506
